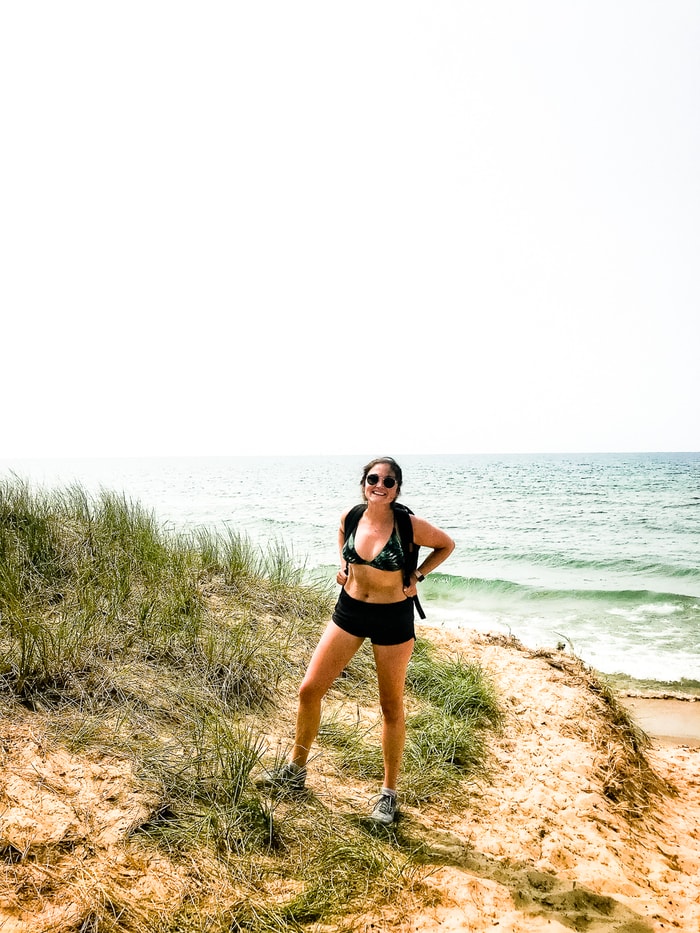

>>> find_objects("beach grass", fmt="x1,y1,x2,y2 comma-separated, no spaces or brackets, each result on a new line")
0,476,501,931
317,640,502,805
532,645,675,814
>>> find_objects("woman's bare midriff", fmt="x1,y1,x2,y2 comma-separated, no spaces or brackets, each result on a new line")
344,565,408,603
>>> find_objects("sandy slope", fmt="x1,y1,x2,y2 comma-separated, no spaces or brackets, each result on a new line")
1,627,699,932
394,626,700,933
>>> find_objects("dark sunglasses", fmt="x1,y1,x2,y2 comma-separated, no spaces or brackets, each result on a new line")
366,474,396,488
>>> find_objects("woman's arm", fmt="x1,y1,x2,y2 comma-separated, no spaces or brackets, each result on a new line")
336,511,349,585
409,516,455,583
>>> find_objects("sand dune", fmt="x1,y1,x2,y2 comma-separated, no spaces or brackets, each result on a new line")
1,626,698,932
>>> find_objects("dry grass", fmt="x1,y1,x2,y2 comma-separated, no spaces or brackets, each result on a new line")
532,647,676,816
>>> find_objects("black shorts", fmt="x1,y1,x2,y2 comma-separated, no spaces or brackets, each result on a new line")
332,588,415,646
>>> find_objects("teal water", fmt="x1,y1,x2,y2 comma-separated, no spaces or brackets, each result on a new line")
2,453,699,691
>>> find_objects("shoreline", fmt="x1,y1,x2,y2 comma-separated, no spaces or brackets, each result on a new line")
618,695,700,748
431,621,700,748
433,616,700,701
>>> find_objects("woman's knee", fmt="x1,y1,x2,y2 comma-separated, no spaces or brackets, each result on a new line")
379,698,405,724
298,676,327,706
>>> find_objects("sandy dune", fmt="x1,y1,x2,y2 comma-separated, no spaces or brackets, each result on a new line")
1,625,698,932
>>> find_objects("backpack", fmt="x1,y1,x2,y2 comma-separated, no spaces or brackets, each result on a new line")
342,502,426,619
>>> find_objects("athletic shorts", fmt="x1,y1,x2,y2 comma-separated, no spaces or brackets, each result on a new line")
332,588,415,646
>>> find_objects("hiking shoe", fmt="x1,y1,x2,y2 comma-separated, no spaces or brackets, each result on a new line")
370,793,397,825
263,763,306,792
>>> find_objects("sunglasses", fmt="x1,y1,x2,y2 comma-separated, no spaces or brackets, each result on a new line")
366,474,396,488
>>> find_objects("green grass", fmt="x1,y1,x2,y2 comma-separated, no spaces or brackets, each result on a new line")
318,639,502,805
0,475,501,932
407,638,503,727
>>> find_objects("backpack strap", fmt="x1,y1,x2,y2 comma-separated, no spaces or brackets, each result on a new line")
391,503,416,586
342,504,366,574
343,504,366,541
392,503,426,620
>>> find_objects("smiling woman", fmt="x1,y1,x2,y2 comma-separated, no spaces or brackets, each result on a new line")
263,455,455,825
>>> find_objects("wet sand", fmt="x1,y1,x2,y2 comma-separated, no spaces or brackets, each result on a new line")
619,696,700,747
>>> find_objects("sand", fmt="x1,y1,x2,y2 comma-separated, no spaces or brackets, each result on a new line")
619,696,700,748
1,625,699,932
396,625,700,933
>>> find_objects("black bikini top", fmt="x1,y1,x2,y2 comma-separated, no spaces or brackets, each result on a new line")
342,525,405,571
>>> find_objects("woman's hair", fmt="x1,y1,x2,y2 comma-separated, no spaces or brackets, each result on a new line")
360,456,403,500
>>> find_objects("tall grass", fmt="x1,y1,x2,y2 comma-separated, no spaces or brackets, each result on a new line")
0,476,499,932
407,638,503,728
0,477,329,697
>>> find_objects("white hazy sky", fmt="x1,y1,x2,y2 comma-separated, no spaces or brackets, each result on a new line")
2,1,698,457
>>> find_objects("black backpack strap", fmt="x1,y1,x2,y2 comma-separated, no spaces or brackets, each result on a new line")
343,504,366,541
413,593,426,620
391,504,416,585
392,503,426,620
342,504,366,574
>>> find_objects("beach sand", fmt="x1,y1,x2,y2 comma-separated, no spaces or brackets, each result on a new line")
619,695,700,748
1,625,699,932
390,624,700,933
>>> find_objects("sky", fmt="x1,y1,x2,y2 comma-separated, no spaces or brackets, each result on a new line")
2,1,698,458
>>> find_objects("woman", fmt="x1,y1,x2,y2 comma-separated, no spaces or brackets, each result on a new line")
268,456,455,825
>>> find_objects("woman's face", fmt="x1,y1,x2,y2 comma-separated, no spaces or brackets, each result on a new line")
363,461,399,504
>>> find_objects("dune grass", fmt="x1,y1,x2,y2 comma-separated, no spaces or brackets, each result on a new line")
532,645,675,814
0,476,503,932
318,639,502,805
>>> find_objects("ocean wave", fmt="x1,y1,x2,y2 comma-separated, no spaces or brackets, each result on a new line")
425,572,700,611
469,550,700,581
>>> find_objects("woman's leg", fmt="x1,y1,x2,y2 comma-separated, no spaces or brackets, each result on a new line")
290,621,364,768
372,638,415,791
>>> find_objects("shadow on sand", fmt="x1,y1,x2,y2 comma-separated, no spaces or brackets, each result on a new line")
353,814,656,933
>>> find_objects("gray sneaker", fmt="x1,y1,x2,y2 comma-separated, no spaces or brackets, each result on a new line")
370,793,397,825
264,762,306,792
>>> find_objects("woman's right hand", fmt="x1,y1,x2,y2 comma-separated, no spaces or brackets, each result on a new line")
336,568,348,585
